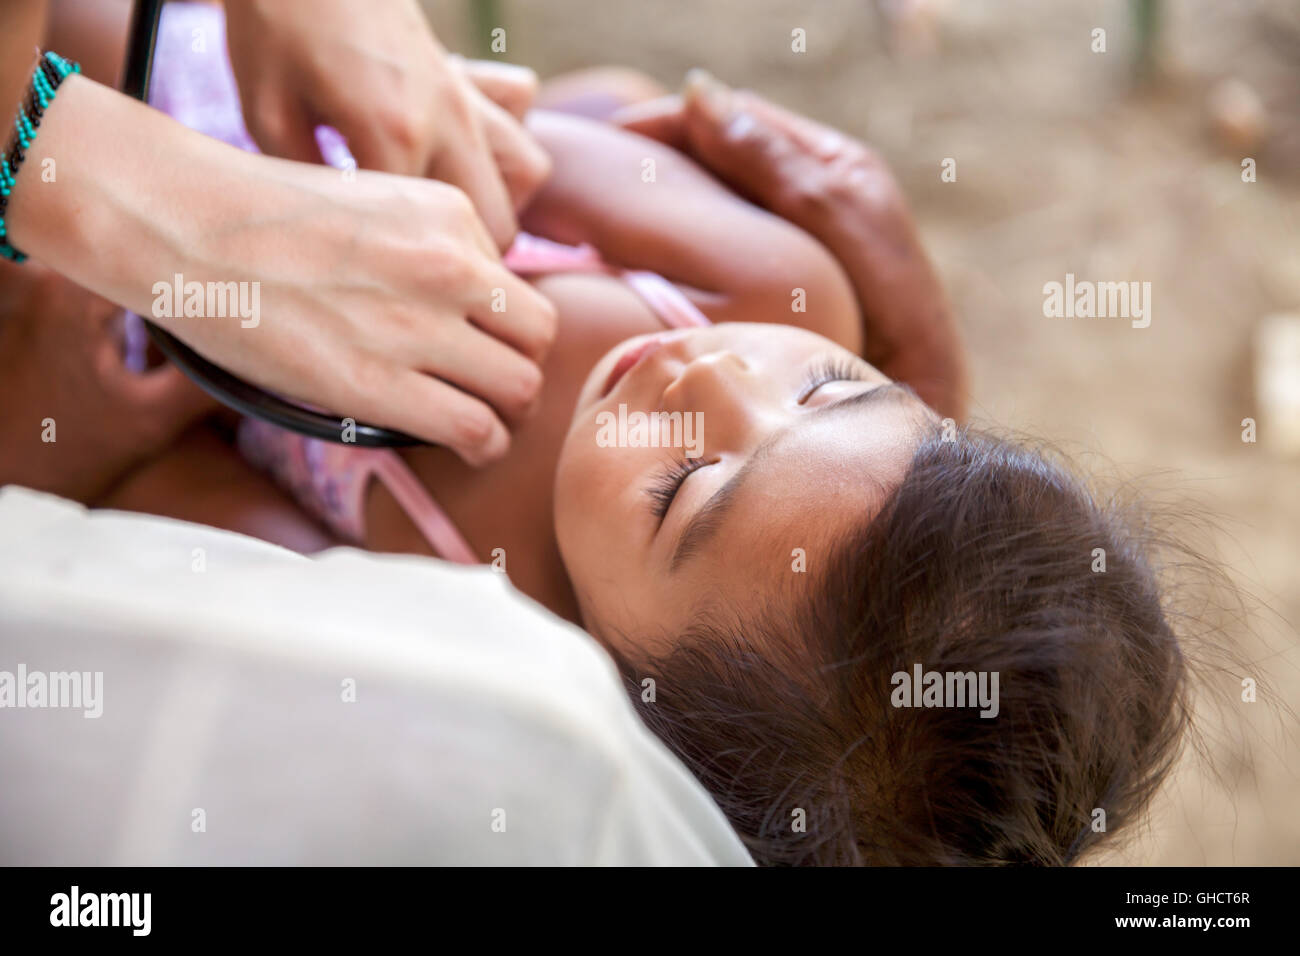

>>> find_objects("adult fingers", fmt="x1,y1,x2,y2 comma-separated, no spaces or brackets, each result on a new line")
453,57,539,121
318,69,441,177
426,87,519,250
360,366,511,465
424,320,543,424
244,88,330,166
434,181,500,261
672,74,806,209
721,84,851,160
461,261,558,364
610,94,688,150
467,83,552,211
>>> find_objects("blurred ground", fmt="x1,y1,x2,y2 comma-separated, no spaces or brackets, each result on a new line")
425,0,1300,865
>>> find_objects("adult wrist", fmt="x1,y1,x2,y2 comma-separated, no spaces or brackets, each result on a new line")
1,52,81,262
4,73,266,325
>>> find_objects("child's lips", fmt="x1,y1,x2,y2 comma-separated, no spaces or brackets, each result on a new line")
600,334,676,398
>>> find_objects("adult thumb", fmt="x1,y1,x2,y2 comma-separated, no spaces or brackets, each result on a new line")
611,95,688,150
674,71,804,210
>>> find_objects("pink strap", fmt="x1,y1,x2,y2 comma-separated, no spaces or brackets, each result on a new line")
506,234,710,328
364,451,479,565
621,271,711,328
505,233,606,274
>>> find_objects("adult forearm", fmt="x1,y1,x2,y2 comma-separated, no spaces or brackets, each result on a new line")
4,73,262,318
617,77,970,419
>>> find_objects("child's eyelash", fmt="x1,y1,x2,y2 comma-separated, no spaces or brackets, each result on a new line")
799,355,868,403
641,354,862,523
645,456,710,522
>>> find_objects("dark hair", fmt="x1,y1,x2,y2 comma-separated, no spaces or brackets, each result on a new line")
614,426,1199,865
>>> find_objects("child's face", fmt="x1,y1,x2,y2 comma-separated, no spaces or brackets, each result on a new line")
554,323,936,655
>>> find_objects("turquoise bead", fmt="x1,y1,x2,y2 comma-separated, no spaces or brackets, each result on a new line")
0,52,80,267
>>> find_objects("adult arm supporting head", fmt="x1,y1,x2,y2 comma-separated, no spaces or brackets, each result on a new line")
616,74,970,421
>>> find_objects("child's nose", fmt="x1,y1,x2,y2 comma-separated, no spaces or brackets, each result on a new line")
695,350,752,378
660,350,776,438
660,350,749,405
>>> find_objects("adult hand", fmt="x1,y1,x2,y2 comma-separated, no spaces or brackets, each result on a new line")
615,72,968,419
450,57,540,123
148,155,559,465
5,75,558,465
0,261,218,502
223,0,550,248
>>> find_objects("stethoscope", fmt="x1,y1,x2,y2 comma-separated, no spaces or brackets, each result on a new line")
121,0,419,447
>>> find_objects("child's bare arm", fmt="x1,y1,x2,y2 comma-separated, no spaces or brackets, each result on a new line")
521,110,863,354
618,83,969,420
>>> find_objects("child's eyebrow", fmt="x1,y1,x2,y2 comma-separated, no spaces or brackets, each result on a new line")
669,383,911,572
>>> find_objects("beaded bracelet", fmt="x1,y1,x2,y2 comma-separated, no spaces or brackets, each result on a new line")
0,51,81,263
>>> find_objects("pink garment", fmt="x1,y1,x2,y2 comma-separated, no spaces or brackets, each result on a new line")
236,423,480,563
150,2,709,561
506,234,711,332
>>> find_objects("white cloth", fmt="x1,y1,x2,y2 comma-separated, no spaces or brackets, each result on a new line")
0,486,752,866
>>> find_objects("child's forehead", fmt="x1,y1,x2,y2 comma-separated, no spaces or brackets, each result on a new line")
690,416,917,576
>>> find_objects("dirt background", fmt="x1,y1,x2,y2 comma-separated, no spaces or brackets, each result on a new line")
421,0,1300,865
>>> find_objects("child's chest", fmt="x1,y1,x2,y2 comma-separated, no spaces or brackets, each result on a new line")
386,273,663,619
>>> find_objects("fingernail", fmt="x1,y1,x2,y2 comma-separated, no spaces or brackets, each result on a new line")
683,68,733,119
609,94,682,128
475,427,510,466
683,68,717,96
482,60,537,85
